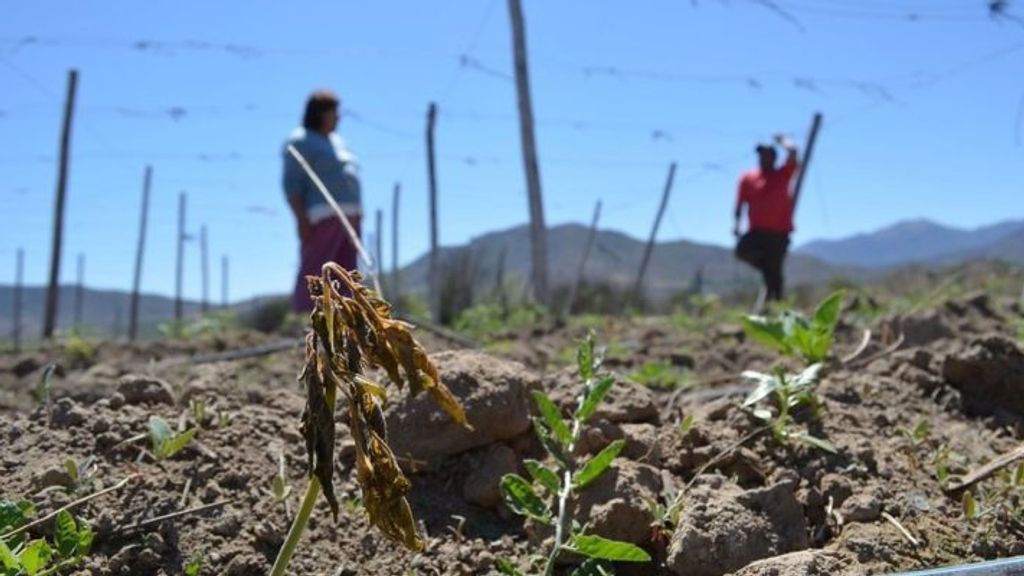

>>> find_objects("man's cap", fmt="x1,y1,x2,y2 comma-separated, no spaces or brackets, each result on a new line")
755,142,776,154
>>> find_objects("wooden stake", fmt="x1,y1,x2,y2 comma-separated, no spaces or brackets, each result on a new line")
175,192,186,322
12,248,23,352
791,112,823,215
128,165,151,341
633,162,677,303
43,69,78,339
200,225,209,313
391,182,401,308
508,0,550,306
564,200,602,317
426,102,441,323
221,255,229,308
73,253,84,330
375,209,384,295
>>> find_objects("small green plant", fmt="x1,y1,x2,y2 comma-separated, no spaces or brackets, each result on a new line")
62,457,98,496
645,489,684,548
453,303,546,342
183,547,205,576
190,398,208,427
742,364,836,453
498,333,651,576
147,416,197,461
742,290,845,365
268,451,293,518
628,359,693,391
899,419,931,468
0,503,94,576
62,332,96,367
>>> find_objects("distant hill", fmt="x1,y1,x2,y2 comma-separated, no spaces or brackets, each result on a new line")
396,223,862,301
796,219,1024,268
0,285,274,340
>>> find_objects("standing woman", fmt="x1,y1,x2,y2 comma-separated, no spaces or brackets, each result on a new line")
282,90,362,312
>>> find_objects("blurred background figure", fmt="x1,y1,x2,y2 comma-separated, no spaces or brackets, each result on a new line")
734,133,799,304
282,90,362,312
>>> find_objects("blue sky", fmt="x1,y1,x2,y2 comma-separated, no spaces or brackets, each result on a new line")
1,0,1022,303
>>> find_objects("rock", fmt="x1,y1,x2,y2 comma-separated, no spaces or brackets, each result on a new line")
225,553,267,576
618,423,661,464
463,444,518,508
108,392,125,409
819,473,853,507
50,398,87,428
666,479,808,576
896,311,954,348
385,351,537,464
117,374,175,406
11,355,42,378
942,336,1024,416
839,492,882,523
545,370,658,424
31,464,73,491
575,460,664,546
731,550,854,576
211,514,242,537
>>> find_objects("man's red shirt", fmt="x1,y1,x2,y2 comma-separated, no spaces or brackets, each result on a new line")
737,160,798,233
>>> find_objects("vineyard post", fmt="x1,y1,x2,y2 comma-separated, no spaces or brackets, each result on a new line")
42,69,78,339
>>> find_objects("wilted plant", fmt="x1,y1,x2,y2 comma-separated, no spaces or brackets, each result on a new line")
0,501,94,576
497,333,651,576
269,263,468,576
742,364,836,453
742,290,845,365
147,416,197,461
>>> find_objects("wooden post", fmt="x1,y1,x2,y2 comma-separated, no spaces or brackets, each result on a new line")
221,255,229,308
391,182,401,308
12,248,23,352
175,192,186,322
128,165,151,341
508,0,550,307
375,209,384,295
633,162,677,302
564,200,602,317
426,102,441,323
791,112,823,214
200,225,209,313
42,69,78,339
73,253,85,330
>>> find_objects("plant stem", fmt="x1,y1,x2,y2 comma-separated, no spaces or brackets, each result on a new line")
545,390,587,576
269,476,322,576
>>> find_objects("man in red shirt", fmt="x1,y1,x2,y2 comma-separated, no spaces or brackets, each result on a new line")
734,134,800,302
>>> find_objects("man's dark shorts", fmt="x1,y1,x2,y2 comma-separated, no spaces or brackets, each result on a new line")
735,230,790,270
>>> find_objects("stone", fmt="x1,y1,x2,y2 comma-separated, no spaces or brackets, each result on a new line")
943,336,1024,416
117,375,175,406
385,351,537,464
731,550,854,576
50,398,87,428
463,444,518,508
666,479,808,576
840,492,882,523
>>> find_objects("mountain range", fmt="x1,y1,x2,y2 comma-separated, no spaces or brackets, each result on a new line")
2,218,1020,338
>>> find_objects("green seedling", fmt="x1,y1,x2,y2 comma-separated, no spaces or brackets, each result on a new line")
742,290,845,365
628,360,693,391
183,547,206,576
62,333,96,367
147,416,197,461
268,451,293,519
215,409,231,429
190,398,208,427
62,457,98,496
645,489,684,547
678,414,695,437
742,364,836,454
0,504,94,576
498,333,652,576
34,365,56,426
900,419,931,468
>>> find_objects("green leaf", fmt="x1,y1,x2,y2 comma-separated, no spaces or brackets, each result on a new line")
962,492,980,519
524,459,561,494
576,376,615,423
533,391,572,447
571,558,612,576
790,364,823,390
494,558,525,576
574,440,625,490
500,474,551,525
19,540,52,575
741,316,792,356
533,419,570,470
161,428,198,459
0,500,34,534
148,416,173,450
34,365,56,405
76,521,94,556
742,370,778,407
812,290,845,332
63,459,79,484
577,334,596,382
797,433,837,454
54,511,78,558
0,538,19,571
570,534,651,562
678,413,695,436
